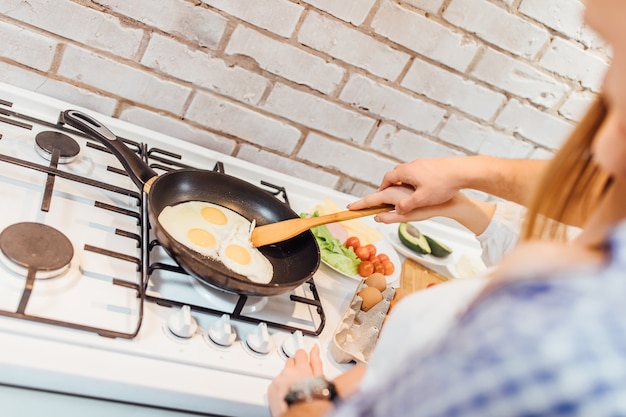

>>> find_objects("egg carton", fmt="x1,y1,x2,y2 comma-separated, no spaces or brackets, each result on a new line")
330,282,395,364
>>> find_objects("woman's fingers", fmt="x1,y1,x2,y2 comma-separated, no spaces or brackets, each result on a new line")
348,185,415,211
284,356,296,368
292,349,309,369
267,346,327,417
309,344,324,376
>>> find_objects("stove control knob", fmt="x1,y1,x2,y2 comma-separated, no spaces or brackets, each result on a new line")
167,305,198,339
281,330,305,358
246,322,272,355
208,314,237,347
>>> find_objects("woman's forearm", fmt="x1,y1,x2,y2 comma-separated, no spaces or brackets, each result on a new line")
460,156,549,206
281,400,333,417
444,193,497,236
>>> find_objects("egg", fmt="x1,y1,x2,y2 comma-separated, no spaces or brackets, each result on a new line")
357,286,383,312
364,272,387,292
388,287,409,313
158,202,224,259
157,201,273,284
218,222,273,284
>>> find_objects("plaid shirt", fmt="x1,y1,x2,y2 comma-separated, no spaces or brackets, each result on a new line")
334,222,626,417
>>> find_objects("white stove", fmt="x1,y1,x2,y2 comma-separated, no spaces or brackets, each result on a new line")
0,82,362,416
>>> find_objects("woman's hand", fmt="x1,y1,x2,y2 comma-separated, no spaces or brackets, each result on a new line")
348,184,456,223
348,185,496,235
366,156,548,213
268,345,324,417
377,158,466,214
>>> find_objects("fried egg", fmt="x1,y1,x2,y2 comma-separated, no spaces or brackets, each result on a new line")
217,222,273,284
157,201,273,284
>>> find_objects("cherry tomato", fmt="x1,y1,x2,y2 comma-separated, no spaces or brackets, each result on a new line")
364,244,376,259
355,246,370,261
358,260,374,277
382,260,395,276
377,253,390,263
345,236,360,251
373,262,385,274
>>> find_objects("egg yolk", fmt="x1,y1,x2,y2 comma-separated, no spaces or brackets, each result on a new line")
187,228,217,248
201,206,228,225
224,244,251,265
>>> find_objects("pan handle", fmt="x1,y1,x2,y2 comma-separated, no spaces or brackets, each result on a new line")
62,109,157,191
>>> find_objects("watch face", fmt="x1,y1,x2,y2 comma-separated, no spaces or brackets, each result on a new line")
285,376,338,406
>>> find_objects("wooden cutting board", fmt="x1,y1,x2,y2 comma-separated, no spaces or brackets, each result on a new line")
399,258,449,293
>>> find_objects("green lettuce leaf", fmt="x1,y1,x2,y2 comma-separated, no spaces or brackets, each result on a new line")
304,212,360,276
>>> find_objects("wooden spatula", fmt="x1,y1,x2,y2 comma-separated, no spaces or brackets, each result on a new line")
249,204,394,247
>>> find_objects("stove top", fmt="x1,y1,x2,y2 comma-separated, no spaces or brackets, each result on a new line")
0,83,360,416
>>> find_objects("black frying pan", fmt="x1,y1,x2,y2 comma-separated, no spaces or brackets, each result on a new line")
62,110,320,296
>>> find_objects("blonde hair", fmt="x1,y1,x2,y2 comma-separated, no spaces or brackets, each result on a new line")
522,96,613,241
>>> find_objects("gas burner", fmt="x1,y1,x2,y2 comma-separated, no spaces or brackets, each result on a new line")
0,222,74,280
0,222,74,314
190,276,268,314
35,131,80,163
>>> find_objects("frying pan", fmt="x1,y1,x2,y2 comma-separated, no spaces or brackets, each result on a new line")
62,110,320,296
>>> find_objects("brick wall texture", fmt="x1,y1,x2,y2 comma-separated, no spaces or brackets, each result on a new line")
0,0,609,196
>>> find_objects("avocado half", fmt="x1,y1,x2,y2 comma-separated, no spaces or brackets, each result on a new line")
398,223,453,258
398,223,431,255
424,234,452,258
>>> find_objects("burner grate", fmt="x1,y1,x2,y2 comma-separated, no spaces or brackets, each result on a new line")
146,242,326,337
0,104,146,339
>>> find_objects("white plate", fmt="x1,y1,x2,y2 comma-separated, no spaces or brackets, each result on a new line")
382,220,488,279
320,237,401,286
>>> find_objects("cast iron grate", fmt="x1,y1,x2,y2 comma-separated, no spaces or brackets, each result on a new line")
0,104,145,339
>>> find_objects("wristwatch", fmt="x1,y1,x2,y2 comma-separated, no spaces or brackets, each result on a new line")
284,376,338,407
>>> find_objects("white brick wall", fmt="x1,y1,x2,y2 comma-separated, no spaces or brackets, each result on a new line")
495,99,575,149
263,83,376,143
370,123,463,162
298,11,410,81
300,0,376,25
200,0,303,38
298,132,397,185
402,58,505,120
226,24,345,95
476,47,576,109
186,90,302,154
539,37,608,91
372,0,480,72
2,0,144,59
0,0,610,196
96,0,228,49
142,34,269,105
444,0,550,59
340,74,446,133
57,45,193,114
0,21,57,71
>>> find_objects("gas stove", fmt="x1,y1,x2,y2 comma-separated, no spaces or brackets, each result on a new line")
0,82,361,416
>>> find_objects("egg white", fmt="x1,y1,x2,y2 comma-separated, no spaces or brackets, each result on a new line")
218,222,273,284
157,201,273,284
158,203,218,258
